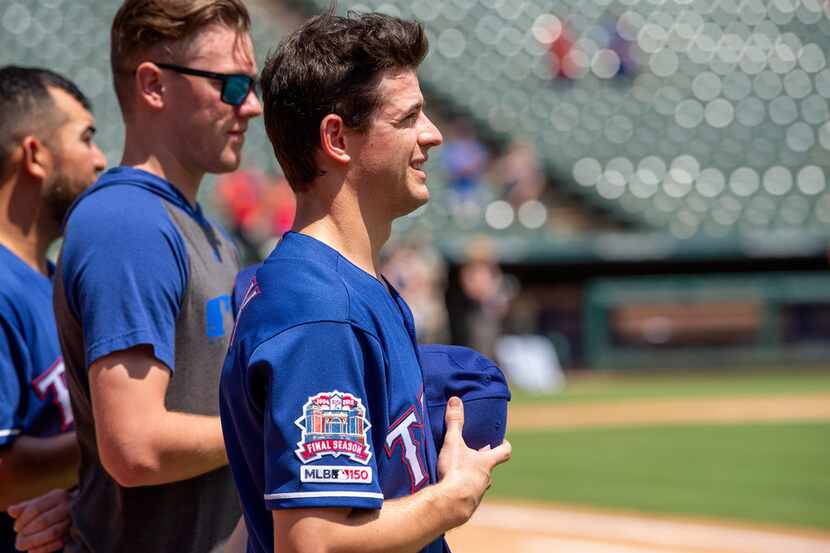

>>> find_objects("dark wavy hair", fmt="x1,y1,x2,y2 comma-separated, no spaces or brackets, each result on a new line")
0,66,91,176
261,11,428,191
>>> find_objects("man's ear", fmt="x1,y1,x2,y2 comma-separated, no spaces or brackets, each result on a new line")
135,62,166,111
20,136,50,182
319,114,351,165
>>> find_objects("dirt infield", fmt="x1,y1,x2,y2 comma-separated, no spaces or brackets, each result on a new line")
447,501,830,553
507,393,830,430
445,394,830,552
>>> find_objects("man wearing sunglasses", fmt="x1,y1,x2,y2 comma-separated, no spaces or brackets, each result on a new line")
154,63,260,107
47,1,261,552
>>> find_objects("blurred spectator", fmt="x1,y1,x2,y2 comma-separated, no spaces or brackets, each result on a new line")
260,176,296,236
216,170,296,260
382,235,450,344
489,138,545,208
440,120,489,222
548,22,575,80
216,170,261,234
607,13,639,78
457,236,514,359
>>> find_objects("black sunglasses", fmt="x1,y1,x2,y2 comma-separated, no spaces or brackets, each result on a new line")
154,62,259,106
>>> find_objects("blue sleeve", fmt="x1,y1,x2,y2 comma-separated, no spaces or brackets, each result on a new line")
252,321,385,510
0,315,26,447
61,192,188,371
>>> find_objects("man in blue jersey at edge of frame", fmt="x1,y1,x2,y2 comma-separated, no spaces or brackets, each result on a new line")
0,65,106,552
220,10,511,553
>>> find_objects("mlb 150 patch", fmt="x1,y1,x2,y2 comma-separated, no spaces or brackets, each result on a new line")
294,391,372,464
300,465,373,484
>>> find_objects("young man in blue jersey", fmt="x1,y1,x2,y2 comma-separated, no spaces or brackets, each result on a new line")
221,12,511,553
49,1,261,552
0,66,106,552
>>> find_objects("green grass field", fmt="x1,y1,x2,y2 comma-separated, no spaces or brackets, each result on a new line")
510,368,830,405
495,369,830,530
491,422,830,530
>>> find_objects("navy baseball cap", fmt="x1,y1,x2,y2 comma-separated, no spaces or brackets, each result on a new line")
419,344,510,452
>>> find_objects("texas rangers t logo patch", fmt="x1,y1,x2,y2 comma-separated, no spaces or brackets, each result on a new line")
294,391,372,465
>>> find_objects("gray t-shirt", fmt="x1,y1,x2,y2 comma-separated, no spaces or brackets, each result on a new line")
54,168,241,553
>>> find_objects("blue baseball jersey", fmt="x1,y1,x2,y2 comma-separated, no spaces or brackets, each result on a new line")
221,232,445,553
0,245,73,549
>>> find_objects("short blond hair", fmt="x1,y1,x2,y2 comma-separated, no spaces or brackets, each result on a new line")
110,0,251,112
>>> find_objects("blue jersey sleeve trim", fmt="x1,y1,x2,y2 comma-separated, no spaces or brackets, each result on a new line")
264,493,383,511
0,428,21,447
0,313,26,440
265,491,384,500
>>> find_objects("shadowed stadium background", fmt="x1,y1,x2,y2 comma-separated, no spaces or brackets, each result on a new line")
3,0,829,551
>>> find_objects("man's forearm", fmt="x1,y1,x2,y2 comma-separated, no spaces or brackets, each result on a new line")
100,411,227,487
275,481,467,553
343,483,467,552
0,433,79,510
274,396,512,553
148,411,229,484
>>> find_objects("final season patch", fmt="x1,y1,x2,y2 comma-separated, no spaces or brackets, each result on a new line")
295,391,372,465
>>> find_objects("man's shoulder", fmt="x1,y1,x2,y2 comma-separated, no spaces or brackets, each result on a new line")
56,179,190,312
0,262,50,329
67,182,166,230
241,256,351,335
62,183,185,265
